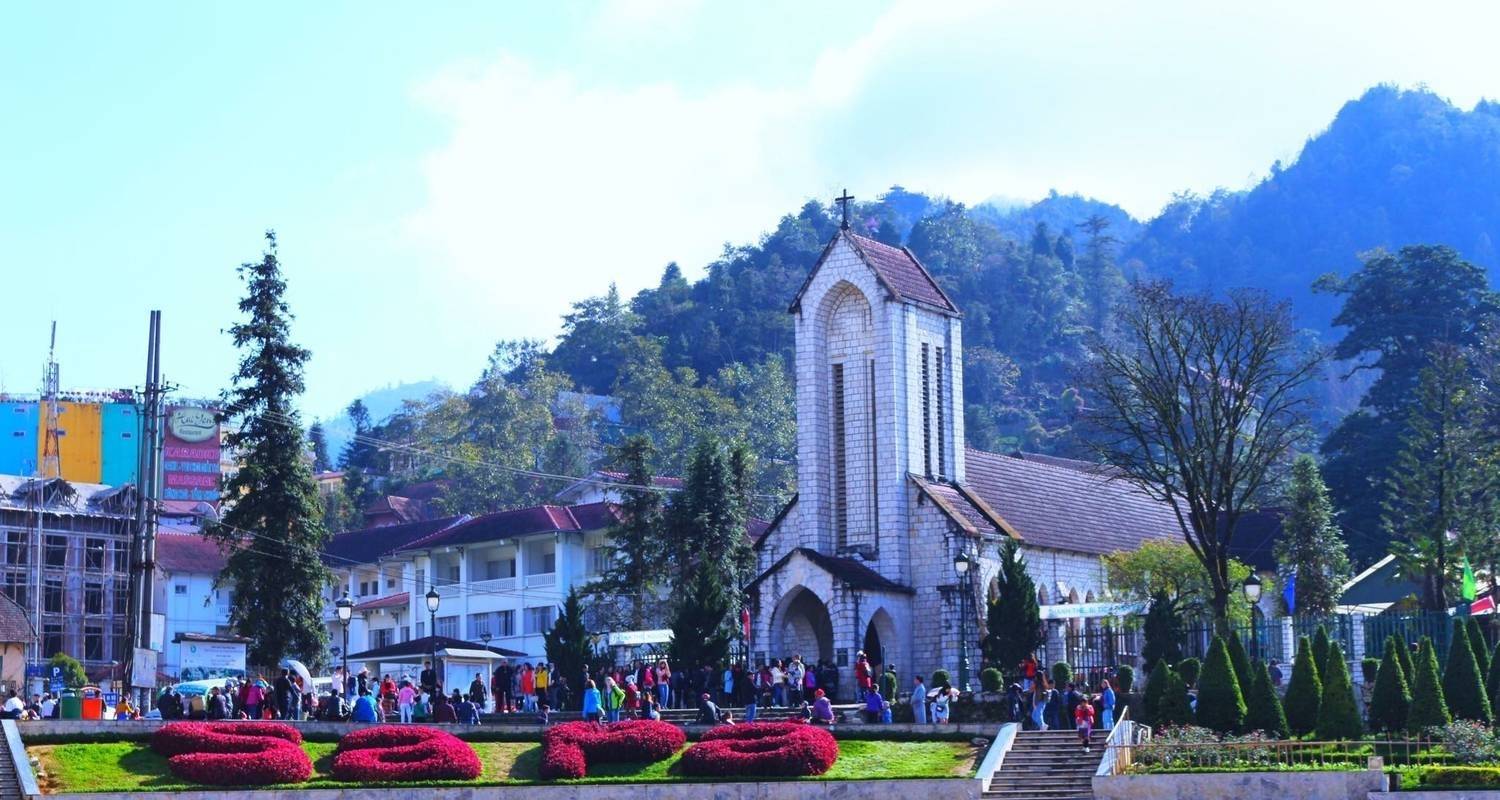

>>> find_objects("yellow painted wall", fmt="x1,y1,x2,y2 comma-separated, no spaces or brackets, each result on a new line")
39,401,103,483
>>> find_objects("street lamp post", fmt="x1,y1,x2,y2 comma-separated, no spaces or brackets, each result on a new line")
1242,574,1263,659
426,588,441,693
954,550,973,694
335,594,354,696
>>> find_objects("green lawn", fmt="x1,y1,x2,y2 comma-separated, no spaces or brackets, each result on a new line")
33,738,980,793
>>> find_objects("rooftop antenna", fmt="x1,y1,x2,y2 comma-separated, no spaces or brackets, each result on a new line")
40,321,61,479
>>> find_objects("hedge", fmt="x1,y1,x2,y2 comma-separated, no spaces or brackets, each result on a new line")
678,722,838,777
1194,636,1246,734
1419,766,1500,787
1284,636,1322,736
1315,642,1362,740
148,722,311,786
331,725,481,782
539,720,686,779
1368,644,1411,734
1443,619,1492,724
1408,637,1451,733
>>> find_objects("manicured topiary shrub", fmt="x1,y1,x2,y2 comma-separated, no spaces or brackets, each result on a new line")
1469,617,1490,678
1115,665,1135,694
1444,620,1493,724
1284,636,1322,736
932,669,951,688
981,668,1003,692
1316,642,1363,740
1226,630,1252,691
1487,639,1500,721
539,720,686,779
1141,661,1170,728
1154,668,1194,729
1408,637,1451,733
149,722,311,786
1052,661,1073,688
1194,636,1247,734
1313,625,1332,680
1396,635,1415,688
1244,660,1289,739
1175,658,1200,688
679,722,838,777
1369,645,1411,734
1362,658,1380,685
332,726,481,782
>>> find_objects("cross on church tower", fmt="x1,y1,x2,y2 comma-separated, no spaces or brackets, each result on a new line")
835,189,854,230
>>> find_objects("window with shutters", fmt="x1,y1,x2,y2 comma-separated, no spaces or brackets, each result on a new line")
935,346,946,479
832,362,847,549
921,344,932,477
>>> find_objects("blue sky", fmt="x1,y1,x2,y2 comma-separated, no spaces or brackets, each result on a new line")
5,1,1500,418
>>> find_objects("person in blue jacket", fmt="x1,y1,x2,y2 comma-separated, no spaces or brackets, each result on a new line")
351,689,380,723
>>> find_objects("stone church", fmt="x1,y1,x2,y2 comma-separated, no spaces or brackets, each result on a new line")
747,221,1177,697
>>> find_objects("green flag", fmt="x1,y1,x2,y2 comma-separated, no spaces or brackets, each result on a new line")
1462,558,1478,602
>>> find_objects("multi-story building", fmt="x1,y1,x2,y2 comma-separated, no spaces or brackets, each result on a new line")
0,476,135,692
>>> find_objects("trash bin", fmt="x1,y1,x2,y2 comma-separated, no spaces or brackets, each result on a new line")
60,694,82,720
81,696,104,720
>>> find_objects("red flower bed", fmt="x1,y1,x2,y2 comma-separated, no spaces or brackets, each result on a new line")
331,725,482,782
149,722,311,786
679,722,838,777
539,720,687,779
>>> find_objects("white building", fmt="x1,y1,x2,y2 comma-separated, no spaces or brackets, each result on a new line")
749,225,1180,698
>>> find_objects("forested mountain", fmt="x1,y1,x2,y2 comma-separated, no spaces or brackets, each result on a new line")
1128,85,1500,329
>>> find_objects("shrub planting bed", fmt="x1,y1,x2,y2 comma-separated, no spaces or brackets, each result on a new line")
679,723,839,778
148,722,312,786
538,720,687,779
332,726,482,782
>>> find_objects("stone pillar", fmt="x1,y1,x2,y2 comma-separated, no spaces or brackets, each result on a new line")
1350,614,1367,684
1045,619,1065,669
1280,616,1296,664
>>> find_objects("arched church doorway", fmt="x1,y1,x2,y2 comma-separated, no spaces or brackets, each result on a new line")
773,587,834,664
863,608,898,671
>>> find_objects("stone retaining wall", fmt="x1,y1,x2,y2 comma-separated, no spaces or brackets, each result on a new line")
1093,769,1387,800
46,778,976,800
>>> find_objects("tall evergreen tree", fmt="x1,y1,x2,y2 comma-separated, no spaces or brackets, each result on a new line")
982,538,1043,671
1368,645,1411,734
1195,636,1247,734
544,588,592,707
1385,346,1490,611
665,437,753,590
1245,659,1290,738
1141,590,1184,673
1442,619,1492,723
339,399,379,523
1407,637,1451,732
209,231,332,668
582,436,665,631
1274,456,1351,616
1284,636,1323,736
1316,642,1363,740
307,422,332,473
667,565,735,671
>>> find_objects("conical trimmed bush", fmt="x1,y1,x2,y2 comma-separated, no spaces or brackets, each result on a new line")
1407,637,1451,733
1195,635,1247,734
1155,667,1194,728
1313,625,1332,680
1468,617,1490,678
1368,645,1410,733
1442,619,1492,724
1227,629,1252,691
1316,642,1362,740
1284,636,1323,736
1141,660,1170,728
1244,659,1290,739
1395,635,1415,690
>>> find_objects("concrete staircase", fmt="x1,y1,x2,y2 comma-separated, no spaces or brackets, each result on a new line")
984,728,1106,800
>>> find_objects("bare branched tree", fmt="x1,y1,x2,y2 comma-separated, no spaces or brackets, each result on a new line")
1082,282,1324,629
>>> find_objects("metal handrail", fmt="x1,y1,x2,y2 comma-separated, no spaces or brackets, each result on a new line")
1095,704,1135,776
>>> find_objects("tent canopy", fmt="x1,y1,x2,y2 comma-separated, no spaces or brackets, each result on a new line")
346,635,525,663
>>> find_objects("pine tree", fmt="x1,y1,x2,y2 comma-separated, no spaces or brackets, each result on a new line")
1226,629,1252,691
1244,659,1290,738
1468,617,1490,678
1368,646,1411,733
666,437,753,591
1141,590,1183,673
1284,636,1323,736
1195,636,1247,734
1141,660,1171,728
667,565,734,671
582,436,665,631
1442,619,1492,723
1313,626,1333,680
544,588,592,707
209,231,332,667
307,422,332,472
1407,637,1451,732
1316,642,1363,740
1274,455,1352,616
982,538,1043,671
339,399,380,523
1155,667,1195,728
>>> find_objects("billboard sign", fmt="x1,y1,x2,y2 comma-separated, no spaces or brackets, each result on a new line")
132,648,159,689
179,641,246,681
162,406,220,507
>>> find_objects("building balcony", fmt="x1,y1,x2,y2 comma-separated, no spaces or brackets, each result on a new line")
524,572,555,588
470,577,517,593
434,582,462,597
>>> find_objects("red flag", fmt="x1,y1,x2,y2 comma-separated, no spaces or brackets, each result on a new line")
1471,595,1496,615
741,609,751,639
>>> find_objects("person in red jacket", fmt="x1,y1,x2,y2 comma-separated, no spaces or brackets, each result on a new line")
1074,690,1096,753
854,652,872,692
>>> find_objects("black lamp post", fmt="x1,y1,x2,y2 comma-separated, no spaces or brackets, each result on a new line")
1242,574,1263,659
426,587,441,691
954,549,973,694
335,593,354,695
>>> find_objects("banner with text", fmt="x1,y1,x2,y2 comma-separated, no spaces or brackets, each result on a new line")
162,406,221,507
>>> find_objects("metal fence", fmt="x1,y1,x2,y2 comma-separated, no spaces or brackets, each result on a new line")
1363,612,1464,664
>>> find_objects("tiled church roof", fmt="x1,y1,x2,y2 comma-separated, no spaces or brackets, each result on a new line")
960,449,1179,555
789,230,959,315
747,547,913,595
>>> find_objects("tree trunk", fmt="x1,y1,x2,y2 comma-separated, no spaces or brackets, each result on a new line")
1210,586,1231,635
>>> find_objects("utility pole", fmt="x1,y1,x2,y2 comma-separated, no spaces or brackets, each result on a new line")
126,311,164,707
